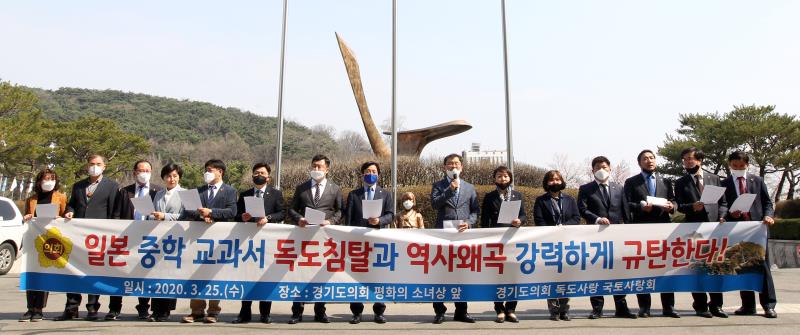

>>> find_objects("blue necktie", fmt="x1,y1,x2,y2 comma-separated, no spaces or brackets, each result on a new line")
366,187,373,200
208,185,216,204
646,174,656,197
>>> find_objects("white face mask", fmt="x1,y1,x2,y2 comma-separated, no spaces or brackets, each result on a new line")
402,200,414,210
203,171,216,184
41,180,56,192
446,169,460,180
88,165,104,177
309,170,325,182
136,172,151,185
594,168,610,182
730,169,747,178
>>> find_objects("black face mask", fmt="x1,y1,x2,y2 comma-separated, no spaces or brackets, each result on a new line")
685,165,700,175
546,183,565,192
252,175,267,185
495,182,510,190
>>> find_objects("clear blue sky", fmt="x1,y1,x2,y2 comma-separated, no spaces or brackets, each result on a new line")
2,0,798,169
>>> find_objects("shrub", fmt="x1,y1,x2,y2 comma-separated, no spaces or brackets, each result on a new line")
775,199,800,219
770,218,800,240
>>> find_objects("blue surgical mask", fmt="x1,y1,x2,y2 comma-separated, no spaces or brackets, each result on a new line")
363,174,378,185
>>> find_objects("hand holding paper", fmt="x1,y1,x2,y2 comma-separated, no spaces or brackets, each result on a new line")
730,193,756,213
646,196,670,207
361,199,382,219
304,207,326,225
497,200,521,224
244,196,266,218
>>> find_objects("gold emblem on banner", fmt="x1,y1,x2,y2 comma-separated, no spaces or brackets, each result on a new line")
34,228,73,268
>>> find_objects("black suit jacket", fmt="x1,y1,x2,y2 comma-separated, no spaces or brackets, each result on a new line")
288,179,343,224
533,193,580,226
623,172,675,224
236,186,285,222
344,186,394,228
113,183,163,220
674,172,728,222
721,174,774,221
66,177,119,219
180,183,238,221
480,189,527,228
577,181,627,224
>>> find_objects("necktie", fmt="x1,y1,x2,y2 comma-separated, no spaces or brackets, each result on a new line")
738,177,751,220
256,189,263,198
313,183,321,206
600,184,610,208
208,185,216,204
134,186,146,220
646,174,656,197
366,187,373,200
695,175,704,193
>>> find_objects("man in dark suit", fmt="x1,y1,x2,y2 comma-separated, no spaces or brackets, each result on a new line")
344,161,394,324
673,148,729,318
104,159,163,321
180,159,238,324
287,154,343,324
57,154,119,321
721,151,777,318
232,162,285,324
623,149,680,318
430,153,479,324
577,156,637,320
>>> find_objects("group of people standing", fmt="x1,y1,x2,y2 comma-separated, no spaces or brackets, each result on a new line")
18,148,777,324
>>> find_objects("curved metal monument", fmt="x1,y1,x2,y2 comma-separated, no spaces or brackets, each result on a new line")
336,33,472,158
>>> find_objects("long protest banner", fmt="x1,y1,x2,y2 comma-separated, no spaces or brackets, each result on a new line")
21,219,767,302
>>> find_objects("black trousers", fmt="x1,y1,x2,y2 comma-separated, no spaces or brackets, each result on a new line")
291,302,326,317
350,302,386,316
493,301,518,314
691,293,723,312
65,293,101,313
741,249,777,310
432,302,468,316
108,296,150,313
636,293,675,313
26,291,49,310
239,301,272,318
590,295,632,313
547,298,570,314
150,298,176,316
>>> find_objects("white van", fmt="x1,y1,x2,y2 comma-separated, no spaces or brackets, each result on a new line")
0,196,24,275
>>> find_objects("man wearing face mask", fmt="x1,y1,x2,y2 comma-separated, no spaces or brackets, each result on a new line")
721,150,777,318
287,154,343,324
481,166,526,323
623,149,679,318
673,147,729,318
430,153,480,324
232,162,285,324
58,154,119,321
344,161,394,324
106,160,163,321
577,156,637,320
180,159,238,324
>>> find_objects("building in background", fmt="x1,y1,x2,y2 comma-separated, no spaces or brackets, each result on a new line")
463,143,506,165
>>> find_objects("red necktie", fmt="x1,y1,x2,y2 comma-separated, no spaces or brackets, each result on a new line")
737,177,750,220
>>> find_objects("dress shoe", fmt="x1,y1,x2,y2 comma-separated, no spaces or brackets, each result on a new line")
136,307,150,320
549,313,560,321
588,310,602,319
495,313,505,323
374,314,387,324
559,312,571,321
734,307,756,315
350,314,362,324
695,311,713,318
764,308,777,318
615,310,638,319
181,314,204,323
84,311,99,321
710,307,728,318
662,311,681,318
506,312,519,323
19,311,33,322
203,315,218,323
637,310,651,318
231,316,250,324
31,312,43,322
314,314,330,323
104,311,120,321
453,313,476,323
287,315,302,324
433,314,445,324
260,315,272,324
54,310,79,321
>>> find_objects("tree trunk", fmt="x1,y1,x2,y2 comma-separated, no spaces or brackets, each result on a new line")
775,170,788,203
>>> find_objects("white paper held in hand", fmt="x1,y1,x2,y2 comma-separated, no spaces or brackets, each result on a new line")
442,220,462,229
244,196,266,218
730,193,757,213
34,203,59,218
178,189,204,210
497,200,521,224
304,207,326,225
646,196,670,207
130,197,156,219
699,185,726,204
361,199,383,219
